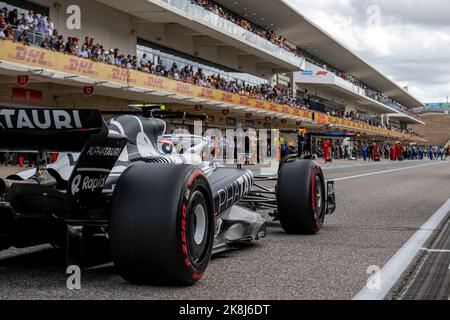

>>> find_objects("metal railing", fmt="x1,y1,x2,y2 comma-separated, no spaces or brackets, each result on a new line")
10,28,47,46
304,57,423,122
335,73,422,121
158,0,304,67
136,45,269,87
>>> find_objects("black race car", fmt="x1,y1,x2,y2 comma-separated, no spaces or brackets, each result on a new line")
0,108,336,286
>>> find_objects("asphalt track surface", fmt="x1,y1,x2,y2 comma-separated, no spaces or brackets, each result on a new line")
0,160,449,300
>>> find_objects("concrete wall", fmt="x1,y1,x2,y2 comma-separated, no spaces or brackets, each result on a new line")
28,0,136,55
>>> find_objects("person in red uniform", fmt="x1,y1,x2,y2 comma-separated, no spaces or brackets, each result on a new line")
396,143,403,161
323,140,331,162
390,144,396,161
51,153,59,163
373,143,379,161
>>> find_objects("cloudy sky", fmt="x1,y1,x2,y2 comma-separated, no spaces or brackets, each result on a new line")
288,0,450,103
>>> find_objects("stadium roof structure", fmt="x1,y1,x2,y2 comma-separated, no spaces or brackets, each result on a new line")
215,0,424,109
96,0,305,73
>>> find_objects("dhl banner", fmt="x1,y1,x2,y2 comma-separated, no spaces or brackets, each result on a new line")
0,40,312,121
0,40,426,142
315,113,329,124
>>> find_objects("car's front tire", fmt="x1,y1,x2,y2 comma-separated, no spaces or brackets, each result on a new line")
277,159,326,235
110,163,214,286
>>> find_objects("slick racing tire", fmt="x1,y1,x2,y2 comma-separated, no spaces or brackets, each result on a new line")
277,159,326,235
110,164,215,286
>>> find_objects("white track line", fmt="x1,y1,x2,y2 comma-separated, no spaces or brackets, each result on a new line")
334,162,449,182
353,198,450,300
420,248,450,253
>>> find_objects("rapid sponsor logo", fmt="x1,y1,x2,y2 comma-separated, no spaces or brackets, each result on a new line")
71,174,108,195
0,109,82,130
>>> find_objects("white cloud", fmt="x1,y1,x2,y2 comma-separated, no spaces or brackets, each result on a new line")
288,0,450,102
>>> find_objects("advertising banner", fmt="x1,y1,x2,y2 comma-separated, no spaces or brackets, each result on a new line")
425,103,450,109
0,41,315,121
0,41,425,142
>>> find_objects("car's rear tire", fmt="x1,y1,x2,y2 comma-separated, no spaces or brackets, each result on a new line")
110,164,214,286
277,159,326,235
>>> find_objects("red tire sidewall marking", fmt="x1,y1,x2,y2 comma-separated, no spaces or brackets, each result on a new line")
188,171,206,187
311,167,317,211
181,170,211,280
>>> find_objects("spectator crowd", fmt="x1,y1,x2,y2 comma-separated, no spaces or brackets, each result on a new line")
315,142,448,163
190,0,298,55
0,3,422,137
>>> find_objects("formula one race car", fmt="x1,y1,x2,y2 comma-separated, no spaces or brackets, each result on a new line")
0,108,336,286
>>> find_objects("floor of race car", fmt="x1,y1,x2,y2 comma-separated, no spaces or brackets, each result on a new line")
0,160,449,300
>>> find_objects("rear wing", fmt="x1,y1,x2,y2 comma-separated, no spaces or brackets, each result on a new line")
0,108,104,152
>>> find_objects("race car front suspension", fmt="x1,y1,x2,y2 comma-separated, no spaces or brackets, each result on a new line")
240,176,336,217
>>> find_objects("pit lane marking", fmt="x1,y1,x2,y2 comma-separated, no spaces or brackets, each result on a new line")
353,198,450,300
333,162,449,182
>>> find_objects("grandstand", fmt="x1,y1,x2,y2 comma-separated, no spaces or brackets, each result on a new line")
0,0,427,146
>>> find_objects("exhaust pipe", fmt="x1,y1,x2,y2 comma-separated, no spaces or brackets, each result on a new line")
0,179,37,196
0,179,12,196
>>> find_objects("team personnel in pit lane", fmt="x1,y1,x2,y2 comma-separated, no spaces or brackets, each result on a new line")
323,140,331,163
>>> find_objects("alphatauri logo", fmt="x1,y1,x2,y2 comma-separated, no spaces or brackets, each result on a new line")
0,109,83,130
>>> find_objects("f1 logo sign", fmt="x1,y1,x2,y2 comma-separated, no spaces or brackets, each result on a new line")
315,71,329,76
17,75,30,86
